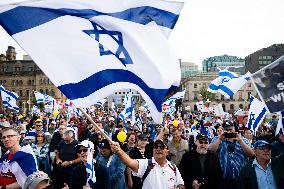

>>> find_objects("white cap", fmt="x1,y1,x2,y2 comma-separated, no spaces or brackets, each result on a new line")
77,140,94,149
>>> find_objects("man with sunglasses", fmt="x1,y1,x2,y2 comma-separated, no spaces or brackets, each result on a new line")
179,134,222,189
240,140,284,189
111,139,185,189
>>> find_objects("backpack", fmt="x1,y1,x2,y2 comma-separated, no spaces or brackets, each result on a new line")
141,159,177,183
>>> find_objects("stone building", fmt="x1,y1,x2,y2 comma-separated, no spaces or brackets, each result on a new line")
181,72,257,113
0,46,65,113
245,44,284,73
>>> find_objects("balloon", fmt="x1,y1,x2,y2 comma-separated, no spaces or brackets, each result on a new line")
117,131,127,143
173,120,179,127
52,110,59,117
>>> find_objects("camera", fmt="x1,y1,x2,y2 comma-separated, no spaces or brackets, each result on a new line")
224,132,237,139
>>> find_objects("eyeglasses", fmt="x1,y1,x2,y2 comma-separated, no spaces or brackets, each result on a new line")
78,149,88,153
36,125,42,127
256,145,272,151
154,144,166,150
199,141,208,145
2,135,18,140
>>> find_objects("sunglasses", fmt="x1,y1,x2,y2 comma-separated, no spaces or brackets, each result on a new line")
154,144,166,150
199,141,208,145
78,149,88,153
256,145,271,150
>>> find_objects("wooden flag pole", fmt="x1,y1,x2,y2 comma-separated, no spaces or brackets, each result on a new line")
78,108,112,143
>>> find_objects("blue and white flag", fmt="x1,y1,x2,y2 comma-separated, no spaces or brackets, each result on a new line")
208,70,251,98
167,89,186,100
246,95,268,133
275,111,284,136
32,105,40,115
0,0,184,123
0,145,38,188
95,99,106,107
0,85,19,111
119,94,134,121
34,91,54,104
111,101,117,115
84,141,96,185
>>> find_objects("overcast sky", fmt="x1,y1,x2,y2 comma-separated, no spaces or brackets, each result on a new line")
1,0,284,68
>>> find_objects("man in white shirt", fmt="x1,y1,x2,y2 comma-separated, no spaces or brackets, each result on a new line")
111,139,185,189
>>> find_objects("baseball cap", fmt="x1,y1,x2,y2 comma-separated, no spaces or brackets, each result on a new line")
196,134,208,141
23,171,50,189
154,139,167,148
138,134,148,140
99,139,111,149
253,140,271,150
222,120,234,129
50,121,56,125
77,140,94,149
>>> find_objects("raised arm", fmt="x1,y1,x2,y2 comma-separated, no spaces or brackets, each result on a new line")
111,142,139,172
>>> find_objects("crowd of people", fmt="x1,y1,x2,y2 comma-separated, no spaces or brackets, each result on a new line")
0,107,283,189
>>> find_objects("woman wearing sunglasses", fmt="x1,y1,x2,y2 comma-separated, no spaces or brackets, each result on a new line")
31,132,51,175
179,134,223,189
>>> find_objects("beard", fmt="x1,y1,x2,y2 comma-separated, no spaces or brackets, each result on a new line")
196,148,207,154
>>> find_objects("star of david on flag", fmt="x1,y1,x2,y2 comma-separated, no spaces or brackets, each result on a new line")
0,0,184,123
246,95,268,133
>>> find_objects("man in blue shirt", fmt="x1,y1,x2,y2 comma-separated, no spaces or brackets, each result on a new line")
209,120,254,189
240,140,284,189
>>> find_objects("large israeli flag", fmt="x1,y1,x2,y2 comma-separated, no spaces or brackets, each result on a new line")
246,95,268,133
208,70,251,98
0,85,19,111
0,0,184,123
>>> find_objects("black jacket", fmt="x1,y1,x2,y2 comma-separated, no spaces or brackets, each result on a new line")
70,162,110,189
179,150,223,189
240,154,284,189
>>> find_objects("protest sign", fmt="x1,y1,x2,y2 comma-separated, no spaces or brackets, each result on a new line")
251,55,284,113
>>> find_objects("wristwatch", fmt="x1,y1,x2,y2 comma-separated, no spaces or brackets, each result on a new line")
69,161,73,165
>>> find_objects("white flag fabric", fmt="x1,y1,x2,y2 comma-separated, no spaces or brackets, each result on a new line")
94,99,106,107
32,105,40,115
82,140,96,185
119,94,134,121
167,89,186,100
208,70,251,98
275,111,284,136
34,91,54,104
0,85,19,111
246,95,268,133
0,0,184,123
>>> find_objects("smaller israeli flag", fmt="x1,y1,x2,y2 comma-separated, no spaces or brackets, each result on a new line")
275,111,284,136
95,99,107,107
119,95,133,121
246,95,268,133
111,102,116,115
0,85,19,111
85,141,96,185
208,70,251,98
34,91,54,103
32,105,40,115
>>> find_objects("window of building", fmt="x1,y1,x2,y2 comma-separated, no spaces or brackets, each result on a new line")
28,80,31,86
247,92,251,100
29,67,34,71
193,93,198,100
19,90,23,97
239,104,244,109
50,90,55,96
19,80,23,86
194,83,197,88
40,89,44,93
26,90,30,97
40,79,43,85
221,95,224,101
230,104,234,110
45,89,49,95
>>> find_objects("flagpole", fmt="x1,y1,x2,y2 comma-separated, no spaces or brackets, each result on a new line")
78,108,112,142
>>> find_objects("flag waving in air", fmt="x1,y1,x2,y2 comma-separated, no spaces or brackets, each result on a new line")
208,70,251,98
246,95,268,133
0,0,184,123
0,85,19,111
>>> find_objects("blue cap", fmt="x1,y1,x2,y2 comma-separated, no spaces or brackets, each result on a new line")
253,140,271,149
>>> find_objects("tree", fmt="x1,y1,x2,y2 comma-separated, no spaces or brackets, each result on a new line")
199,86,216,102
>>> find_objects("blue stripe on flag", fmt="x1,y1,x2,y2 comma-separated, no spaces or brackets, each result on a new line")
208,83,219,91
58,69,177,112
0,86,18,99
0,6,179,35
219,85,234,97
252,107,267,131
3,101,19,111
219,71,236,78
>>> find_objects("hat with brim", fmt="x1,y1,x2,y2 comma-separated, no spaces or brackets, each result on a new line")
76,140,94,149
23,171,50,189
99,139,111,149
196,134,208,141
